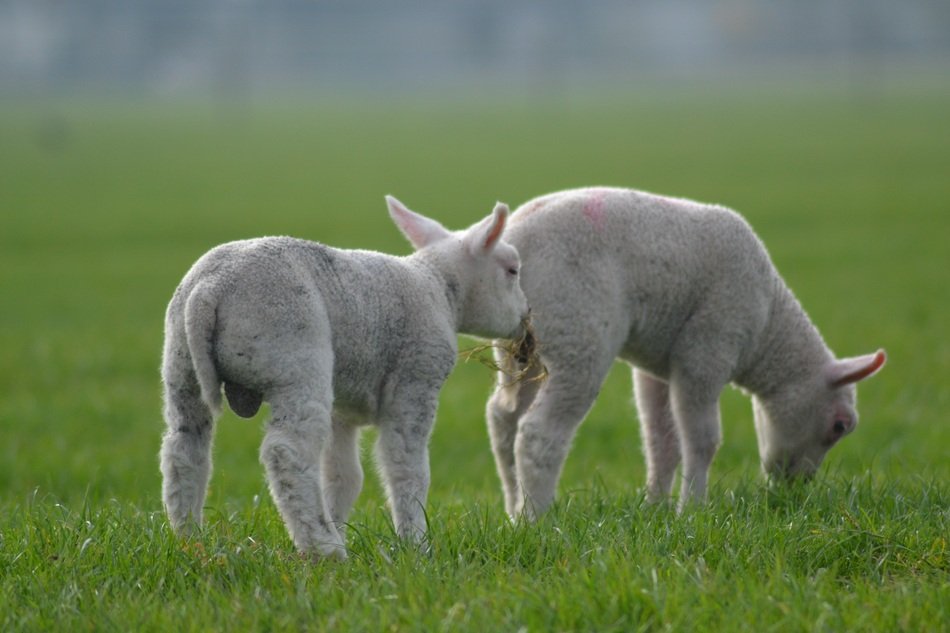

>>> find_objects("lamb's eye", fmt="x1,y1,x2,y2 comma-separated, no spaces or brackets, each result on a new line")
507,267,518,276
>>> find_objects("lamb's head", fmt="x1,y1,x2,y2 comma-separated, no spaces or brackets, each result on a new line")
386,195,529,339
752,349,886,480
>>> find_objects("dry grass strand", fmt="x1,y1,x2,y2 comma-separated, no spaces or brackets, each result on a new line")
459,317,548,385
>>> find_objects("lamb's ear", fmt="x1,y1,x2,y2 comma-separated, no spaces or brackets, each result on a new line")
386,195,451,250
466,202,509,254
827,349,886,388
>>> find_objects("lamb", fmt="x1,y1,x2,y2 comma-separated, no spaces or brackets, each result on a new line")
160,196,528,559
486,187,886,518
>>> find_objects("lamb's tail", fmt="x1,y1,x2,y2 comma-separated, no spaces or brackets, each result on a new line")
183,284,223,415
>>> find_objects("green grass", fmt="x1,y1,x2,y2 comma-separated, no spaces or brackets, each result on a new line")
1,88,949,631
3,479,948,631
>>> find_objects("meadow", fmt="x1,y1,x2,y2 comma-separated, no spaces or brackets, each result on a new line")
1,87,948,631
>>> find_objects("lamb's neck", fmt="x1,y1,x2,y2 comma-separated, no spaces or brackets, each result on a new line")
736,281,832,399
405,250,463,331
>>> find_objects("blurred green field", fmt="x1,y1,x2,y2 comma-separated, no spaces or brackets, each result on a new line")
1,90,948,630
2,91,947,507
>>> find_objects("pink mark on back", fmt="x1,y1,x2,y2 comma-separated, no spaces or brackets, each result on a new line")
582,188,609,230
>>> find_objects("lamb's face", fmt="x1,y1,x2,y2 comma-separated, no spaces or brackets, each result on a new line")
386,195,530,338
460,239,529,339
753,382,858,481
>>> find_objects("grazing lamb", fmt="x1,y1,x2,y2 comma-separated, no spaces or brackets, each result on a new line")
486,187,885,518
161,196,528,559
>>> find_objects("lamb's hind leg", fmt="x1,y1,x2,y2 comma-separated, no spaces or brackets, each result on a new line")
486,346,543,519
633,368,681,503
160,348,216,534
668,367,725,511
261,387,344,560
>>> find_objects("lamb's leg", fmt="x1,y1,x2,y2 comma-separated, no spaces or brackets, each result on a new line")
374,401,438,543
513,354,612,521
322,415,363,532
668,370,724,510
633,368,681,503
160,368,216,534
486,347,543,519
261,391,345,560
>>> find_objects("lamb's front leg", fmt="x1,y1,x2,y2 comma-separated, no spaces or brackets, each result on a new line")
668,370,724,510
633,368,681,503
375,407,436,543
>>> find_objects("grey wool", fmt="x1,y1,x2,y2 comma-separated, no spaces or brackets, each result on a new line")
486,187,885,518
161,196,528,559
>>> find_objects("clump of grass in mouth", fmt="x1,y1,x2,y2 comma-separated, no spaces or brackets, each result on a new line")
459,316,548,384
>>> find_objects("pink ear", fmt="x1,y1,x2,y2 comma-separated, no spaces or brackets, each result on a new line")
481,202,509,251
386,195,450,250
827,349,886,388
467,202,509,255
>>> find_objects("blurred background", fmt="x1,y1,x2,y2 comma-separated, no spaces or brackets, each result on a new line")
2,0,949,100
1,1,948,512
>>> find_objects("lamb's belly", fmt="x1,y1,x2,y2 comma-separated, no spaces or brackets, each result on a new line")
617,318,680,380
618,341,672,380
332,398,378,426
331,364,382,422
614,287,702,380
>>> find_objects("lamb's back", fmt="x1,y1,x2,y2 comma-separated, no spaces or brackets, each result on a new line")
180,237,452,412
507,188,777,375
513,187,755,259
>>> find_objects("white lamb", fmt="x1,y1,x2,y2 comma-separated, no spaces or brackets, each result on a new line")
160,196,528,559
486,187,886,518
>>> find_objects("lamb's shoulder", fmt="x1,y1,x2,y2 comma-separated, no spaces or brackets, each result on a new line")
615,196,773,286
328,254,459,419
378,257,459,369
693,205,778,296
639,201,778,327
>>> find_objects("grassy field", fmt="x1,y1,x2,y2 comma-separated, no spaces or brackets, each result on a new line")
1,88,948,630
